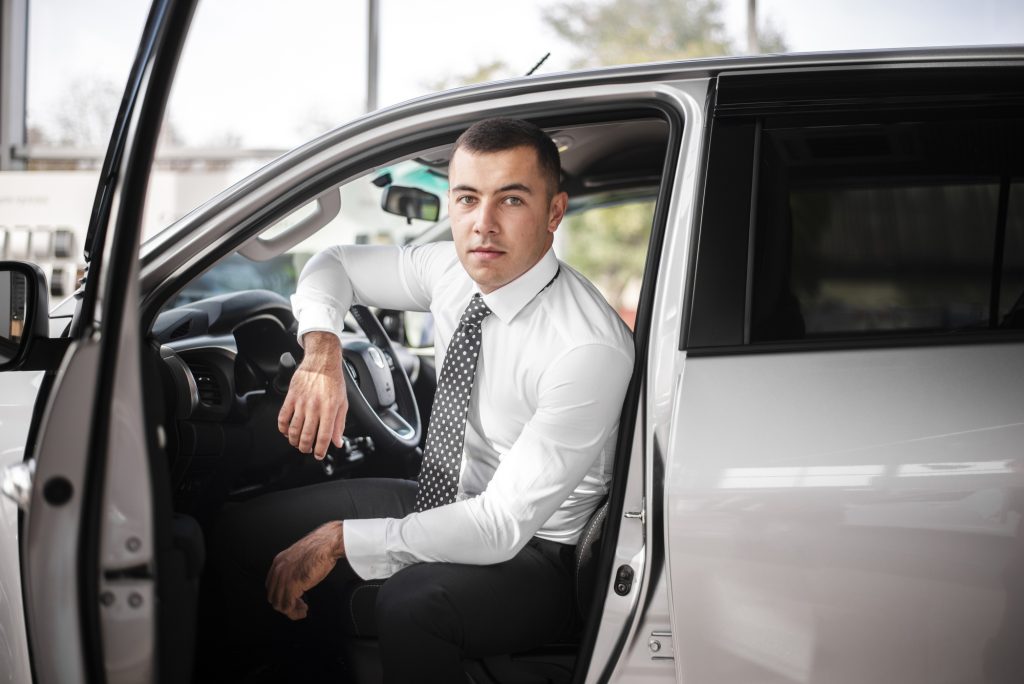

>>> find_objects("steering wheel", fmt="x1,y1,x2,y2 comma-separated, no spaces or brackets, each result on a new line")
340,304,422,453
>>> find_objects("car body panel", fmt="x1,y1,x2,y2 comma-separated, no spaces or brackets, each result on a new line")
666,343,1024,683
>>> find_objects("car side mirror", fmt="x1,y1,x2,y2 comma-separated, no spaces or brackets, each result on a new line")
0,261,50,371
381,185,441,224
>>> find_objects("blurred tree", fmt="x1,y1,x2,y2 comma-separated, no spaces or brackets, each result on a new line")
561,200,655,326
30,77,191,170
754,19,787,54
544,0,731,66
543,0,786,66
49,78,122,148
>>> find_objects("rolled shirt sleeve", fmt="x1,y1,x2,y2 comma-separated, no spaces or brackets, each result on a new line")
290,242,455,346
343,342,634,579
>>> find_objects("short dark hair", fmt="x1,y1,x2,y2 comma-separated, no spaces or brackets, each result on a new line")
452,118,562,195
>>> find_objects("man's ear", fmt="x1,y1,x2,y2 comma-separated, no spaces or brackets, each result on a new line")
547,192,569,233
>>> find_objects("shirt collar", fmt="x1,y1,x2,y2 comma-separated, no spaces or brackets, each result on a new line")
477,248,559,323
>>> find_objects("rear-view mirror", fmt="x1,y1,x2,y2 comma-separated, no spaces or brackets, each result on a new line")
381,185,441,224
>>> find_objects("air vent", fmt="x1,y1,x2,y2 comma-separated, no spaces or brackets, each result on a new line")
188,362,222,406
168,319,192,340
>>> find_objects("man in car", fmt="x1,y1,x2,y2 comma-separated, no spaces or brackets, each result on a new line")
215,117,634,683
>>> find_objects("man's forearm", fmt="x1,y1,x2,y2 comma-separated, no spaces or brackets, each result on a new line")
321,520,347,559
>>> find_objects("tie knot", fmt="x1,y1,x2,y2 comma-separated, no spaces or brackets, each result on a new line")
459,293,492,329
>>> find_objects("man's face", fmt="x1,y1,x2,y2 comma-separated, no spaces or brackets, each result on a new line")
448,146,568,294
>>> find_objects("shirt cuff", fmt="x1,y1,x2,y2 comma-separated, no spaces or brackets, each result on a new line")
343,517,396,580
291,295,347,348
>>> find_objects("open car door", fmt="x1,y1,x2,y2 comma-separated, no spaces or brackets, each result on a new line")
1,1,197,681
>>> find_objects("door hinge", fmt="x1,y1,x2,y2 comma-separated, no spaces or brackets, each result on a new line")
1,458,35,511
648,630,674,661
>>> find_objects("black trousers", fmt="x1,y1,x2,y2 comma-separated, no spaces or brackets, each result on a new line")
210,478,576,683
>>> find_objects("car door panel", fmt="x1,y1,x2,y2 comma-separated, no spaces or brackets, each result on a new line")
12,0,197,682
666,343,1024,683
23,340,100,683
664,65,1024,682
22,342,100,684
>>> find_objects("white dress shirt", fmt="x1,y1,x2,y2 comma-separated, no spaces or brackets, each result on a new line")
291,242,634,580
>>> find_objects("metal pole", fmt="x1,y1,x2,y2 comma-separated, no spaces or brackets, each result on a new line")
747,0,758,54
1,0,29,170
366,0,379,112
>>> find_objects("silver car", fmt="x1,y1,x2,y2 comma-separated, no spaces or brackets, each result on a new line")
2,1,1023,681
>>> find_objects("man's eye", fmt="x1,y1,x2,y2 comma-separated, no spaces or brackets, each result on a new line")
504,196,524,206
457,196,476,205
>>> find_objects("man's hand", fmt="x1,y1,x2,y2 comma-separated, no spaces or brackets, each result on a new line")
266,521,346,620
277,331,348,459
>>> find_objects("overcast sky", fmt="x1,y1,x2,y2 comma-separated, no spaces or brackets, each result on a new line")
26,0,1024,149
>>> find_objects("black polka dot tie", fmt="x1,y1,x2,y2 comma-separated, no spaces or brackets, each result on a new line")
414,293,493,511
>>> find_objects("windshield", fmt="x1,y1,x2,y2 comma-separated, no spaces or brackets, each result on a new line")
165,159,449,308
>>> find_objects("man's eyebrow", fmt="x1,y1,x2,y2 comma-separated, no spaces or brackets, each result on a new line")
450,182,534,194
499,183,533,194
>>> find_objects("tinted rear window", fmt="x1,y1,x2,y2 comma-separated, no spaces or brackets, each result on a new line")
751,116,1024,342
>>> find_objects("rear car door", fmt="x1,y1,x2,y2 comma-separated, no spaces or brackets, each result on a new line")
667,62,1024,683
1,1,197,681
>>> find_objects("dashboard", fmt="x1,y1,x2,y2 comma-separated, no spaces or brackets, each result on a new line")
150,289,425,512
154,289,299,422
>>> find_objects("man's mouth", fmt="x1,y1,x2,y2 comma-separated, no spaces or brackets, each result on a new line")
470,247,505,260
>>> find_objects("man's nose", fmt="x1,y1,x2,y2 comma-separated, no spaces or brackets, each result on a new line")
473,200,499,234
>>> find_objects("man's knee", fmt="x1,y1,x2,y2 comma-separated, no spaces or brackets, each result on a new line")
375,566,462,644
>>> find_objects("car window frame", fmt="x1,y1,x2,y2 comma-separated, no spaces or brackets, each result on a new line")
135,99,687,682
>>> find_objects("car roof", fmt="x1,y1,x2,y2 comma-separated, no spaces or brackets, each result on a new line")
387,45,1024,112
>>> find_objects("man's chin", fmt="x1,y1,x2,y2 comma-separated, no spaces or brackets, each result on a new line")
463,265,505,293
